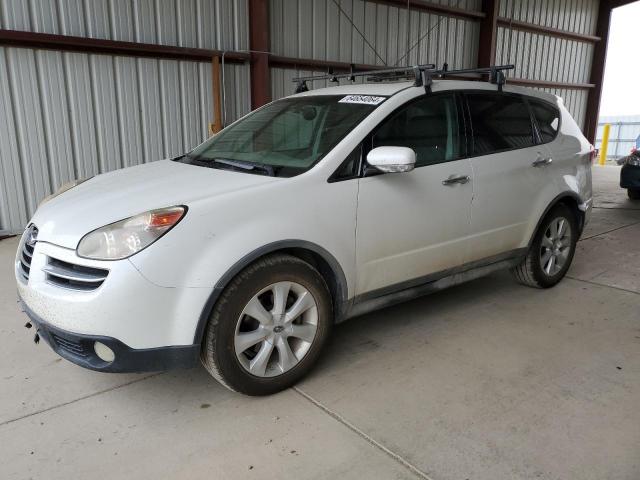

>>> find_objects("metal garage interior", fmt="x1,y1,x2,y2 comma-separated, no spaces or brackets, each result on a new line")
0,0,633,235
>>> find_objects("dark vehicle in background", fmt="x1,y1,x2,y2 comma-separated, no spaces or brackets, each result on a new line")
620,148,640,200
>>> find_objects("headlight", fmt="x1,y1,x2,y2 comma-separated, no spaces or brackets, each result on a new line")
77,206,187,260
39,178,90,207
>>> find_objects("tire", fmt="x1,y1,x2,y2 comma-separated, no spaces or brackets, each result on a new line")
511,203,578,289
628,188,640,200
201,253,332,395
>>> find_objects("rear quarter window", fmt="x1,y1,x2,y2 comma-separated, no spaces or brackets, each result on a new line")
530,99,560,144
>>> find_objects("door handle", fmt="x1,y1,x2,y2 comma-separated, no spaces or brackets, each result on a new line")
442,175,471,186
532,156,553,167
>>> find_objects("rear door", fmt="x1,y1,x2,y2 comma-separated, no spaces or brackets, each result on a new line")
464,91,551,262
529,97,563,170
355,93,473,296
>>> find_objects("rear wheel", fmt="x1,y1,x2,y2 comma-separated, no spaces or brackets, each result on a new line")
628,188,640,200
201,254,332,395
511,204,578,288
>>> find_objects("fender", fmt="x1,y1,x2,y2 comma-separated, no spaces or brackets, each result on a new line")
526,191,586,249
192,240,349,344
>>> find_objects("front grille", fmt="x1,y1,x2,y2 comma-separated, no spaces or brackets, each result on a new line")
43,257,109,291
18,225,38,281
51,333,88,357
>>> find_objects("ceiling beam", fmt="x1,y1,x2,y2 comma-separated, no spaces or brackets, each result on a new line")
508,78,594,90
367,0,485,21
497,18,601,43
0,29,249,63
609,0,637,8
269,55,380,73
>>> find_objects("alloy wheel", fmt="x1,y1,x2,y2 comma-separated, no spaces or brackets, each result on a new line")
234,282,318,377
539,216,572,276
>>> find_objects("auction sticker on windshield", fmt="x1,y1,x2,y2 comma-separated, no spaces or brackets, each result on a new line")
339,95,386,105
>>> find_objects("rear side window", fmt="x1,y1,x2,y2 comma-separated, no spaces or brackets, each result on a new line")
466,93,535,155
372,94,463,167
530,99,560,143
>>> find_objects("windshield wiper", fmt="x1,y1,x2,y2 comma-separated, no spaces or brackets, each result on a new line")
211,158,276,177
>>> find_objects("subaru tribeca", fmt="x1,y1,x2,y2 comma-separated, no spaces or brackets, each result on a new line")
16,66,592,395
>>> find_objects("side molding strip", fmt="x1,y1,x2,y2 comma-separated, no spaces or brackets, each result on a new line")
343,249,527,322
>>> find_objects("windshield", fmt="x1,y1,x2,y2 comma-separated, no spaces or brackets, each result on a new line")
178,95,381,177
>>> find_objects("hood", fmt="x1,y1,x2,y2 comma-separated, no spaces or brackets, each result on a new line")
32,160,279,249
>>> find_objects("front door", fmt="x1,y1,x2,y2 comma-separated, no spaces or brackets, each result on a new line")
355,93,473,296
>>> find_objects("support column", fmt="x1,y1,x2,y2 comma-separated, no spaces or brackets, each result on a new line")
249,0,271,110
584,0,613,144
211,55,223,133
477,0,499,67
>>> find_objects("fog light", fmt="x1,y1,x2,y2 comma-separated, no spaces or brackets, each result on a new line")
94,342,115,362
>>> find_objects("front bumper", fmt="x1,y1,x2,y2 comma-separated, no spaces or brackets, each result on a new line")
16,238,211,349
19,298,199,372
15,234,214,372
620,164,640,189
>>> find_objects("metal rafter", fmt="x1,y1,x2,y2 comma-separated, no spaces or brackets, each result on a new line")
0,29,249,62
496,17,601,44
368,0,485,21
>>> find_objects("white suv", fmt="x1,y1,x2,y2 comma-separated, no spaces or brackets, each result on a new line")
16,66,592,395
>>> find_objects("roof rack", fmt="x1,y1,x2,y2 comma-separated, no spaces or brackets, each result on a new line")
292,63,515,94
292,64,435,93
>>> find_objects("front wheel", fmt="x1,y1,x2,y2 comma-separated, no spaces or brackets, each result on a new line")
201,254,332,395
511,204,578,288
628,188,640,200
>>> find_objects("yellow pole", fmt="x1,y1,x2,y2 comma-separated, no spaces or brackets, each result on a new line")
599,123,610,166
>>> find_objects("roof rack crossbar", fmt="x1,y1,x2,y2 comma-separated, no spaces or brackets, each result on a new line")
429,64,513,92
292,64,436,88
291,63,515,94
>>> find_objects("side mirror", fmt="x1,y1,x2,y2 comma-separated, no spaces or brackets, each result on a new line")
366,146,416,173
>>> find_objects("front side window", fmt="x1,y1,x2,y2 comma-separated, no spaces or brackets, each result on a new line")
180,96,379,177
467,93,535,156
372,94,462,167
530,99,560,144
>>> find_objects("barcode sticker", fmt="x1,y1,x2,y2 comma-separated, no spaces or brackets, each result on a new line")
338,95,386,105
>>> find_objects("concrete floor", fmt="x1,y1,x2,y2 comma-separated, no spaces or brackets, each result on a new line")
1,166,639,480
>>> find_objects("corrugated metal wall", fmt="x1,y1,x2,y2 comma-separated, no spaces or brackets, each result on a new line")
495,0,598,130
0,0,251,233
0,0,602,233
270,0,481,98
0,0,248,50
